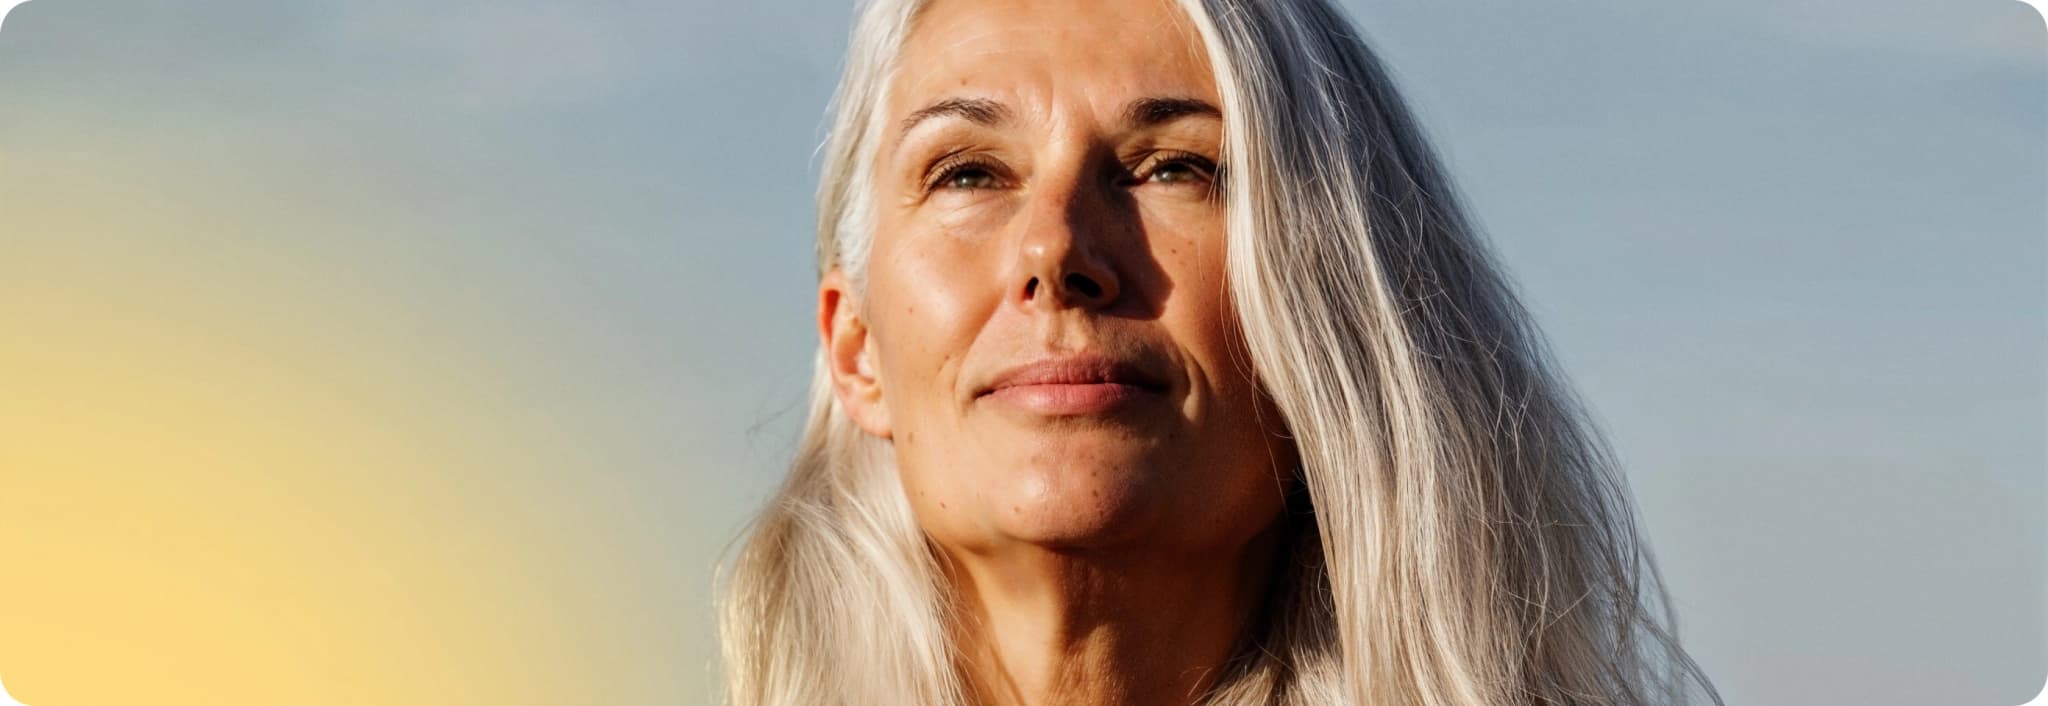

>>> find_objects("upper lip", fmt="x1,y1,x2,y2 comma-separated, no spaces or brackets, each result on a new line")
976,353,1167,397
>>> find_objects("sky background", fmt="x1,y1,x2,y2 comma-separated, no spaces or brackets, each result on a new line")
0,0,2042,704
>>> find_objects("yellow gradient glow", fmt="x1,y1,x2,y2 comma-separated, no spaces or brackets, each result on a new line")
0,139,677,703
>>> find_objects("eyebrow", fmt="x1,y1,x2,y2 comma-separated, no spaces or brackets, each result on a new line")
1121,96,1222,129
897,97,1012,142
893,95,1222,144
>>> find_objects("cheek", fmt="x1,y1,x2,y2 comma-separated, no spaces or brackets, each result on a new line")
864,228,1006,528
1149,209,1235,362
866,231,1003,410
1153,208,1287,500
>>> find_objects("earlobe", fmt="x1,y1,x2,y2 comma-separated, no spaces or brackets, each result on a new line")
819,270,892,438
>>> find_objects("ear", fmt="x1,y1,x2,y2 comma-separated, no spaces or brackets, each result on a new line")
819,269,892,439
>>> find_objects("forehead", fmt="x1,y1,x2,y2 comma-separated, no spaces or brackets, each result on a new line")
887,0,1218,123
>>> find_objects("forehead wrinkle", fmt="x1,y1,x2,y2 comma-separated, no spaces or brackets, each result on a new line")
891,21,1021,91
885,20,1044,147
882,2,1219,160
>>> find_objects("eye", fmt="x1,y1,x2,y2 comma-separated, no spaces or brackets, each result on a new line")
924,155,1006,193
1136,151,1219,186
1149,161,1204,184
941,165,997,190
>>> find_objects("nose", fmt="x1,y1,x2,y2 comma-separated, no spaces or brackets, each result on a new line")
1011,170,1123,312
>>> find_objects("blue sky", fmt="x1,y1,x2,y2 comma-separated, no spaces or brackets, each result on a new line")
0,1,2042,703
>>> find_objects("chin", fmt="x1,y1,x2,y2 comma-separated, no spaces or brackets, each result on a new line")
988,453,1171,549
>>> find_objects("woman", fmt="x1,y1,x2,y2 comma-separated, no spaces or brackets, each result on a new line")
719,0,1722,704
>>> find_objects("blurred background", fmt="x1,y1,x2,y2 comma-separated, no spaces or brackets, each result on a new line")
0,0,2041,704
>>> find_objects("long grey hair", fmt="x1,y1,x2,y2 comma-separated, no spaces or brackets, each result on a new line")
717,0,1725,704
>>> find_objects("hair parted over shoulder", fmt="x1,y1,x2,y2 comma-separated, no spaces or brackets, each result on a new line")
716,0,1724,704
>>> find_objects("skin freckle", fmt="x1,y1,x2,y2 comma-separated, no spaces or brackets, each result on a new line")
820,0,1296,702
747,0,1716,702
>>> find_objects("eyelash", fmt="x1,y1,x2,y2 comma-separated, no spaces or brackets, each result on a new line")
922,150,1223,193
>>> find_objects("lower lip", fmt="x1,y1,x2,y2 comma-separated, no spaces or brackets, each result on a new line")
981,383,1157,416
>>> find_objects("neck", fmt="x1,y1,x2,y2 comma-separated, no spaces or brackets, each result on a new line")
939,524,1286,706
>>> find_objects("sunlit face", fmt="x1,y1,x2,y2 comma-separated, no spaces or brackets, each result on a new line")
821,0,1294,557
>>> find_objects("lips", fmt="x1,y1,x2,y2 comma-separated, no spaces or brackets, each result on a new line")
979,355,1165,394
976,354,1167,416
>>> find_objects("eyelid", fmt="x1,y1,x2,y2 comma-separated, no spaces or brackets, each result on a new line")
922,151,1007,193
1133,149,1220,184
916,148,1223,195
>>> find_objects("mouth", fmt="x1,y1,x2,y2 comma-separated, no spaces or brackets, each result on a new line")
983,380,1159,416
975,354,1168,416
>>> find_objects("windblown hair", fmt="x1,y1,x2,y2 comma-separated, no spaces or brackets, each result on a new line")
717,0,1723,704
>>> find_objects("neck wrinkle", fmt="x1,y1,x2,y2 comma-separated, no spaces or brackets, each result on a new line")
935,519,1292,706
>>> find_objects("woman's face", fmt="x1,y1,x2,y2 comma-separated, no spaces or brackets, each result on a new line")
822,0,1293,556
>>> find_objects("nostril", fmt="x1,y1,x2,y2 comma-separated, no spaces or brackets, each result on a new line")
1024,277,1039,299
1065,273,1103,299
